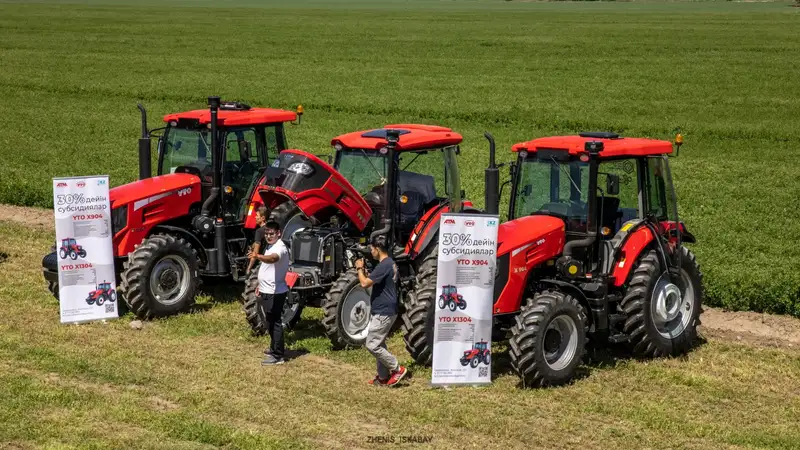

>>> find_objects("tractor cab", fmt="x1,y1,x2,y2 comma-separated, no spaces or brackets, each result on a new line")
474,341,488,352
330,124,464,253
98,282,112,291
155,101,298,223
442,285,457,296
507,132,690,277
62,238,76,248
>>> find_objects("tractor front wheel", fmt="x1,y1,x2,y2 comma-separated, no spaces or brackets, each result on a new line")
322,269,371,349
509,290,587,388
120,234,200,319
242,269,304,335
620,246,703,358
69,249,78,260
59,248,67,259
97,294,106,306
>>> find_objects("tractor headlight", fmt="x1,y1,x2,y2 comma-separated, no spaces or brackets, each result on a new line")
111,205,128,235
287,162,314,176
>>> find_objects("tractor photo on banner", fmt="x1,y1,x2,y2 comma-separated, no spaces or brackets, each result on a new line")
53,175,119,324
431,212,499,386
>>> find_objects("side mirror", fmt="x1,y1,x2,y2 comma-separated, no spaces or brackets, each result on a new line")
522,184,532,197
606,174,620,196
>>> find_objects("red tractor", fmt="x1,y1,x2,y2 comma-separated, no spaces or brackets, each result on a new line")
86,281,117,306
438,285,466,311
460,340,491,368
402,131,703,388
59,238,86,260
242,125,478,347
43,96,303,320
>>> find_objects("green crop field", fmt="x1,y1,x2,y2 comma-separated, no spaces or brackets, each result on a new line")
0,0,799,317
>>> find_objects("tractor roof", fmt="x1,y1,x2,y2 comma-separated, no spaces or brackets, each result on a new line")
163,106,296,127
512,133,673,158
331,124,463,152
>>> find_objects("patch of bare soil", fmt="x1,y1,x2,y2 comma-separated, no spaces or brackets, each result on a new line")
0,204,52,229
700,306,800,349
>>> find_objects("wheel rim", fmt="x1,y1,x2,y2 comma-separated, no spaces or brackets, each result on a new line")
149,255,191,306
340,285,370,341
650,270,695,339
438,297,445,309
449,301,456,311
543,314,579,371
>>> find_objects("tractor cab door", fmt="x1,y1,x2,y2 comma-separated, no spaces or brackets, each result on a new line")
595,159,643,274
644,155,686,246
222,124,286,223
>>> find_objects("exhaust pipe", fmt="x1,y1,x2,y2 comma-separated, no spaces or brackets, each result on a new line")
484,132,499,215
137,103,151,180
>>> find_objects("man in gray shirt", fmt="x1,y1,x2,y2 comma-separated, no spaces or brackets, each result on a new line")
355,235,408,387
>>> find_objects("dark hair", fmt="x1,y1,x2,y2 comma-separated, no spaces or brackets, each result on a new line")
265,220,281,233
370,235,388,254
256,206,269,218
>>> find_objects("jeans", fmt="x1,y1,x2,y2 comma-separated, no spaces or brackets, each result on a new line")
365,314,399,380
258,292,287,358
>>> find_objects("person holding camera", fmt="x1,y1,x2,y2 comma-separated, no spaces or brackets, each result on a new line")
355,235,408,387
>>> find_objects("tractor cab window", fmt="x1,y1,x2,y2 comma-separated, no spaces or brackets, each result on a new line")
398,146,461,234
597,159,641,235
160,127,212,178
223,127,264,222
513,153,591,232
99,282,111,291
335,150,388,195
645,156,678,223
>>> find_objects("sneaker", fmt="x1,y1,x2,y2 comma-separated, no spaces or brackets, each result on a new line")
368,375,388,386
261,354,285,366
386,366,408,386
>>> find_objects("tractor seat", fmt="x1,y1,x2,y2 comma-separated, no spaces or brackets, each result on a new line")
398,170,436,206
398,190,427,234
596,196,621,237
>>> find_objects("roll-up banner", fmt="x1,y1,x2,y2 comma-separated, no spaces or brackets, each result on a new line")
53,176,119,324
431,212,499,386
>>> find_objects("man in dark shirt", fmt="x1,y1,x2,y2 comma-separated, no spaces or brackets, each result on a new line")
355,235,408,387
247,206,269,274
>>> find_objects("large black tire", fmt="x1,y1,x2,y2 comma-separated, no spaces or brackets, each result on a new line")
322,269,371,349
119,234,200,319
48,280,59,300
242,269,304,335
69,249,78,260
401,244,438,366
509,290,588,388
620,246,703,358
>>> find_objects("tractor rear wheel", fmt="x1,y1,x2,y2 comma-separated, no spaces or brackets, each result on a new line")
401,244,438,366
59,248,67,259
242,269,304,335
120,234,200,319
322,269,371,349
620,246,703,358
509,290,587,388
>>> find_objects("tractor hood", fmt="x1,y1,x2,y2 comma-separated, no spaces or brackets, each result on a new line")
497,215,566,257
110,173,200,209
257,149,373,231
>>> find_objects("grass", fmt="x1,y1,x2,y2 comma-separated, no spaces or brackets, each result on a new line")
2,218,800,448
0,1,798,311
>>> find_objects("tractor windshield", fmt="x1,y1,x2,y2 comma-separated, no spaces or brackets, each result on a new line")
475,342,487,351
513,154,590,231
335,150,388,194
63,238,75,246
159,127,212,177
99,283,111,290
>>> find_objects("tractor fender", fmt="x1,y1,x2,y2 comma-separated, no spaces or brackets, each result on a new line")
409,202,479,258
148,225,208,266
610,225,656,287
537,279,593,327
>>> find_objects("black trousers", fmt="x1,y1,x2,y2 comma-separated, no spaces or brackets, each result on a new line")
258,292,287,358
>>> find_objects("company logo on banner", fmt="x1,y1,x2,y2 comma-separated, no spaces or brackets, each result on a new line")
53,176,119,324
431,213,499,386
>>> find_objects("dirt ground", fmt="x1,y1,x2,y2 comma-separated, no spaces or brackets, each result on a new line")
5,203,800,350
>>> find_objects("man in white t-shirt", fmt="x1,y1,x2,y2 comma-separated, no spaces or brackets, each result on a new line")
248,220,290,365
